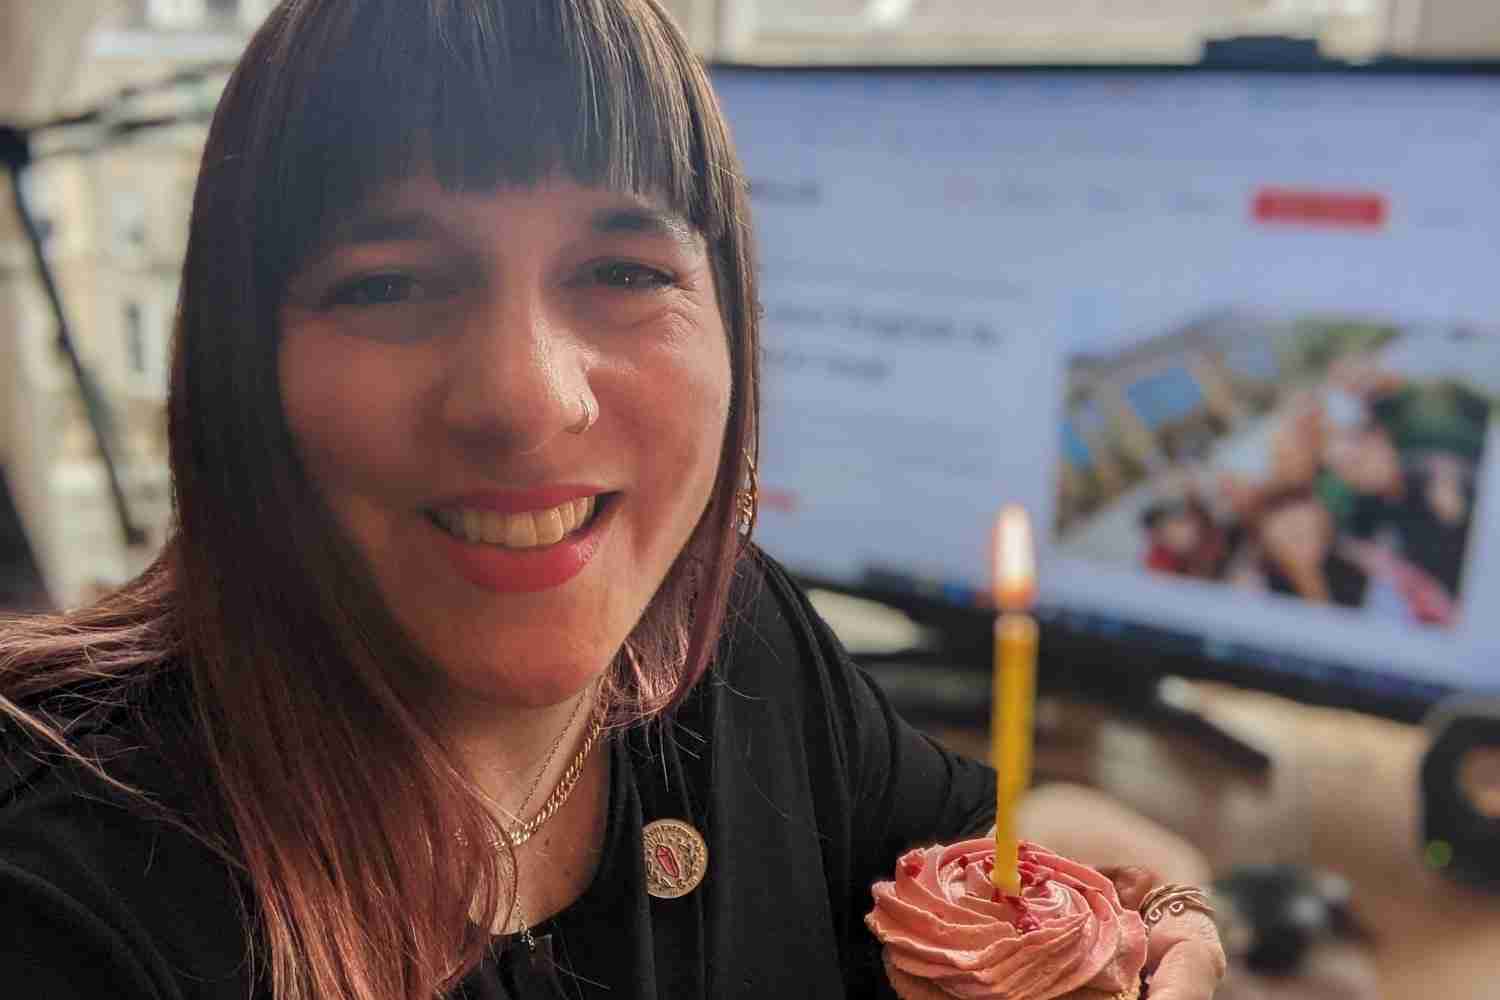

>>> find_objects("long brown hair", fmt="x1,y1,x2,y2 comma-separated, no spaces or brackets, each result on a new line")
0,2,760,998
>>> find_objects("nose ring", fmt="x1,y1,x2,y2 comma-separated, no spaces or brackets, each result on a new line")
567,394,597,435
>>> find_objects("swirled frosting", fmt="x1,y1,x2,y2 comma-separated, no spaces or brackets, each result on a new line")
866,839,1147,1000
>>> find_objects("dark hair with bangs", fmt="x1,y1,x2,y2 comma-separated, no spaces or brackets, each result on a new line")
0,2,759,999
253,0,737,297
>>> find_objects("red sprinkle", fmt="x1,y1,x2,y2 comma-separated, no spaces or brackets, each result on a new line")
989,891,1042,934
1010,897,1040,934
901,857,924,879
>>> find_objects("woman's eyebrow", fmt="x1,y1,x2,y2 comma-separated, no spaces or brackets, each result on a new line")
330,210,450,248
588,205,697,249
322,202,697,252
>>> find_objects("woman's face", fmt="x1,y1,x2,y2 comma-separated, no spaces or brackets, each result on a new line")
278,174,731,708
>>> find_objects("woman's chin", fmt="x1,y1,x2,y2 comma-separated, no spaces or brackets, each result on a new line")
432,651,614,714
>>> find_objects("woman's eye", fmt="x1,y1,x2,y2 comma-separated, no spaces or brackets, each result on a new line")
325,273,426,307
589,262,674,291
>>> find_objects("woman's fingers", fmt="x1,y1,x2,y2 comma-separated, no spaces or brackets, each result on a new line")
1146,937,1230,1000
1146,909,1223,970
1103,865,1226,997
1091,847,1227,998
1145,910,1228,1000
1099,865,1157,911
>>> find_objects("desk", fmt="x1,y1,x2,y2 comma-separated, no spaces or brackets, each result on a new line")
925,684,1500,1000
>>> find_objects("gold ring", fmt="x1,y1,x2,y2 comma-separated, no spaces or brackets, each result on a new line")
1139,883,1216,929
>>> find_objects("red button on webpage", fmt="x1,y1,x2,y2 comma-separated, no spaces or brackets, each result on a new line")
761,487,799,514
1252,188,1387,229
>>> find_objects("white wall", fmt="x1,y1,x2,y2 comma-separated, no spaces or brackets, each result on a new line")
701,1,1500,61
0,2,120,121
1389,0,1500,55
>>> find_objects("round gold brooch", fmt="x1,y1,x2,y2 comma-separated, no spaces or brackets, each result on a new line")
643,818,708,899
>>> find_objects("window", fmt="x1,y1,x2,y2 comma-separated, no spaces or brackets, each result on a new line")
1124,366,1205,429
238,0,277,28
17,173,57,249
146,0,207,29
112,193,148,257
124,301,147,375
1061,420,1093,470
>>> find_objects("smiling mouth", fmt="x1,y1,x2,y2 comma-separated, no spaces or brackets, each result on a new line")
428,495,605,549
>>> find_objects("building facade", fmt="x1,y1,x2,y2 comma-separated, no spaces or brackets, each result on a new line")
0,1,243,607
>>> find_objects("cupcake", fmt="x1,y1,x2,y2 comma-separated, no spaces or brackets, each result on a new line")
866,839,1148,1000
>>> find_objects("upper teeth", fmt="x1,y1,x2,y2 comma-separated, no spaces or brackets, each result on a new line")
433,496,596,548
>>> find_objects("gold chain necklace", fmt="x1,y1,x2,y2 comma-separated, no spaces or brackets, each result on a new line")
505,700,605,848
509,687,591,828
497,847,540,950
485,689,606,946
505,695,603,949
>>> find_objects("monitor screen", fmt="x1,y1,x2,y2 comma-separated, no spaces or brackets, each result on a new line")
712,63,1500,717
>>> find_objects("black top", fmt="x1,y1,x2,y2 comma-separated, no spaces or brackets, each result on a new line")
0,554,996,998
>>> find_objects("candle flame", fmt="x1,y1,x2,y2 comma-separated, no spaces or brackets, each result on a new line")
993,504,1036,612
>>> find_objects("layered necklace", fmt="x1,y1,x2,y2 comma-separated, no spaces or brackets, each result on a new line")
497,686,607,948
504,690,606,848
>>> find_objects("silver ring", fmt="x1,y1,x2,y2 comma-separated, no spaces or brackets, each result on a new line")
1139,883,1216,930
567,394,597,435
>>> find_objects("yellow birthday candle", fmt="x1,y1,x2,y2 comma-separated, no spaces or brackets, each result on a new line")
990,504,1037,895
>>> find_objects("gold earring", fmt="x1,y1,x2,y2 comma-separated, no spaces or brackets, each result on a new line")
735,449,758,537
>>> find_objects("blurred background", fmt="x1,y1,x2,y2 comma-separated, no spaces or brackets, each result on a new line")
5,2,1500,998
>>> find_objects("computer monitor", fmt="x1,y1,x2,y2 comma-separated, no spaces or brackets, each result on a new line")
712,60,1500,721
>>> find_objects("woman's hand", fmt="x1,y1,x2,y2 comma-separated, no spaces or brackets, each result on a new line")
1105,866,1227,1000
1016,783,1226,998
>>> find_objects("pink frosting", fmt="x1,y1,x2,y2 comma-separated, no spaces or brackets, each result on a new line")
866,839,1147,1000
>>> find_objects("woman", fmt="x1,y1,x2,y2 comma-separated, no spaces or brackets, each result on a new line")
0,2,1223,998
